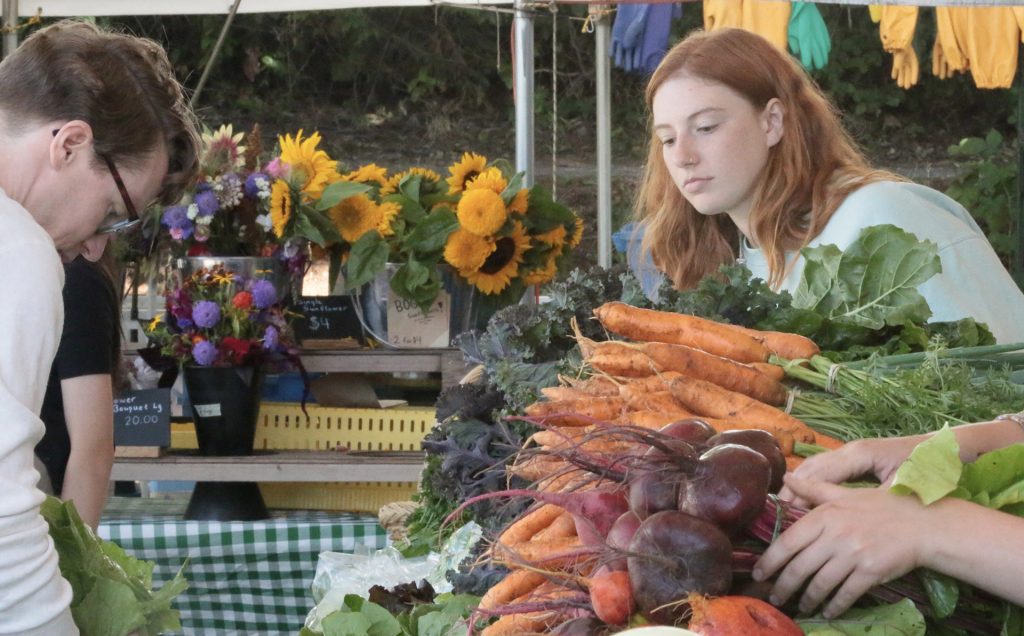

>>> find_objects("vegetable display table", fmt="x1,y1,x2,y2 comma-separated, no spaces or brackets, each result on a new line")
97,496,388,635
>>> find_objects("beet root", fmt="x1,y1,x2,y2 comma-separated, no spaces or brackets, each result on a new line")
628,471,683,520
678,444,771,535
686,593,803,635
706,429,786,493
627,510,733,624
658,418,717,447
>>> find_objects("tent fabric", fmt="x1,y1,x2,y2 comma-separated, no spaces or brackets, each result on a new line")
9,0,1024,17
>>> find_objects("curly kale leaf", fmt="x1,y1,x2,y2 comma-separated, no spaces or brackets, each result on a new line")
435,383,506,423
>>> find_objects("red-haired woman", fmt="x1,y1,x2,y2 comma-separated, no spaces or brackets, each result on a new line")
635,27,1024,343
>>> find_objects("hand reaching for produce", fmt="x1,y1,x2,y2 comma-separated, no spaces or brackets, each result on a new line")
781,436,922,505
753,475,927,618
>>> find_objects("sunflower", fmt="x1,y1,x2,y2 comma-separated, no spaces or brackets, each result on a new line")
457,189,507,237
377,201,401,237
465,167,507,195
407,167,442,183
522,252,559,286
462,222,531,295
534,225,567,249
508,188,529,215
269,179,292,238
444,228,495,272
343,163,389,188
147,313,163,332
330,193,381,243
379,173,402,197
568,215,584,248
278,129,338,198
446,152,488,194
201,124,246,173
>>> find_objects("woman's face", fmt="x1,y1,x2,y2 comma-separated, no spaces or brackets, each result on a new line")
652,74,783,237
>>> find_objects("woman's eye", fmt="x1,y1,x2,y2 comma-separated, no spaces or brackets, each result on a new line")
660,138,675,147
695,124,718,134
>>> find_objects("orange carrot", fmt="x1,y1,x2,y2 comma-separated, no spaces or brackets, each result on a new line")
732,326,821,360
478,569,547,611
617,371,684,397
639,341,788,405
563,375,621,396
540,386,592,401
594,302,770,363
524,396,626,426
624,409,693,429
669,376,816,443
785,455,805,472
751,361,786,382
498,504,565,547
587,344,660,377
813,430,846,450
588,567,634,625
687,593,803,635
496,535,588,569
533,511,577,540
622,389,692,415
508,454,572,482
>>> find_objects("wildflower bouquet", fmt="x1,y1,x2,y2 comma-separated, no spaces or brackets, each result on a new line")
147,266,298,368
336,152,584,313
153,125,368,279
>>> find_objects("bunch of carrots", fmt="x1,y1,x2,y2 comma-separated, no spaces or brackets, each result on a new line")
462,303,844,634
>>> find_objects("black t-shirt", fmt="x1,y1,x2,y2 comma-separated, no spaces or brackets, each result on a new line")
35,258,119,494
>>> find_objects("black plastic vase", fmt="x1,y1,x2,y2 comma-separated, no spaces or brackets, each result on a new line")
182,365,270,521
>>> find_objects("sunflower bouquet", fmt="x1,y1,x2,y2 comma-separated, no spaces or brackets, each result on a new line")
152,124,368,279
335,152,583,313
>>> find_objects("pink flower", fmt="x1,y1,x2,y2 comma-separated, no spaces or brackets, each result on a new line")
265,157,287,179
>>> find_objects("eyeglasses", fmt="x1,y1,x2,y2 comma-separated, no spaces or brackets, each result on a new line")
51,129,141,235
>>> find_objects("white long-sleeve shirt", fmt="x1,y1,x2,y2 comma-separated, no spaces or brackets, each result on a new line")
0,188,77,634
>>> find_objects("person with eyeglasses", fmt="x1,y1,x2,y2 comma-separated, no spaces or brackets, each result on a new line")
0,20,199,634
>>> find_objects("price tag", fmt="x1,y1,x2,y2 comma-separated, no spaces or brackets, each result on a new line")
113,388,171,447
386,292,450,348
293,295,365,342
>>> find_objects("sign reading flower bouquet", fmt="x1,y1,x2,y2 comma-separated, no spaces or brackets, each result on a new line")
338,152,584,315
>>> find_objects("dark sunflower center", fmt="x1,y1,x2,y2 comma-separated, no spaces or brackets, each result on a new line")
464,170,480,184
481,236,515,274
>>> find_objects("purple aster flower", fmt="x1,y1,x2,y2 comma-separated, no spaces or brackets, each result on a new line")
194,189,220,217
192,300,221,328
245,172,269,198
191,340,218,366
250,279,277,309
161,205,194,239
263,325,280,351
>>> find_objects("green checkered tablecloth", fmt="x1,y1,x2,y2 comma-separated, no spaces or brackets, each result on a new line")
98,497,389,635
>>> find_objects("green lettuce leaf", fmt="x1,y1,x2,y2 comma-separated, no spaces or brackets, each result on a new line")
959,445,1024,511
797,598,926,635
793,224,941,330
890,425,964,505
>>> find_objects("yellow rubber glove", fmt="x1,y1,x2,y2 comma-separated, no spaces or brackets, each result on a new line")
868,5,882,24
891,47,919,89
879,6,917,52
704,0,742,31
934,7,967,74
963,8,1018,89
1014,7,1024,39
931,39,953,80
741,0,791,51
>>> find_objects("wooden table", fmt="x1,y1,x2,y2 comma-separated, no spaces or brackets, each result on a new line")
110,450,425,483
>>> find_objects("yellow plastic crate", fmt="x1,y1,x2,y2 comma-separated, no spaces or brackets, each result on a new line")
170,422,198,450
259,481,419,514
256,402,435,451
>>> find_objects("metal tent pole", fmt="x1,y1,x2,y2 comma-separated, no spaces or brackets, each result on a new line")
595,4,612,268
1016,41,1024,287
514,0,535,187
191,0,243,107
2,0,18,58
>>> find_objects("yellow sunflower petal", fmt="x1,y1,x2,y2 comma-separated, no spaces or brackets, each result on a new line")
446,152,488,194
509,188,529,214
377,201,401,237
330,193,382,243
462,222,531,295
457,189,507,237
278,129,338,199
343,163,389,187
522,253,559,286
444,228,495,272
465,167,507,195
568,215,584,248
534,225,567,248
270,179,292,239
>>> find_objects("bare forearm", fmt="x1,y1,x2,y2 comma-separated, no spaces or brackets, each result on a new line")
921,498,1024,605
61,447,113,530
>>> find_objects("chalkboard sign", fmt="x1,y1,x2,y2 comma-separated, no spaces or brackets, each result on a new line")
113,388,171,447
293,295,365,342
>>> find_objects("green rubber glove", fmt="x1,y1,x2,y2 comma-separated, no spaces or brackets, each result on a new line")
787,2,831,71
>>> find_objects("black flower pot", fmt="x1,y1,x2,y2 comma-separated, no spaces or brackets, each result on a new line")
182,365,269,521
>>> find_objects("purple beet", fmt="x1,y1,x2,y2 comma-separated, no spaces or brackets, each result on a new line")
677,443,771,535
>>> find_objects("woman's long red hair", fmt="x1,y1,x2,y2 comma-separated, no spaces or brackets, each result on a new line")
636,28,899,289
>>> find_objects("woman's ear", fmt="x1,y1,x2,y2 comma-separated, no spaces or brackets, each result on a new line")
49,120,95,170
763,98,785,148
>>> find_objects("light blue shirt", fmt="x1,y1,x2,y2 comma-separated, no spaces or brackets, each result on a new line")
742,181,1024,344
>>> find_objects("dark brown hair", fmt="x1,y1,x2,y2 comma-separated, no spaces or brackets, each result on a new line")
636,28,899,289
0,20,200,205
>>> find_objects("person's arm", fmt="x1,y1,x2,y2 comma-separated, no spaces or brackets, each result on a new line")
754,476,1024,618
59,374,114,529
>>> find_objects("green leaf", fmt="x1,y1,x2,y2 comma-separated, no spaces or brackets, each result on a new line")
345,232,389,289
386,193,427,226
321,610,374,636
72,577,147,636
794,225,941,330
391,261,442,314
399,174,423,202
890,425,964,505
519,185,575,233
797,598,926,635
917,568,960,620
293,212,328,247
500,171,524,205
960,445,1024,510
404,208,458,254
317,181,372,210
359,600,404,636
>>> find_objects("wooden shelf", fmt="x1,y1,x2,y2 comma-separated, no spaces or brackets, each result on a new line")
298,348,474,388
110,450,424,483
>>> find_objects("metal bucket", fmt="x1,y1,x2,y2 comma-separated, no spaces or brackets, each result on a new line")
353,264,482,348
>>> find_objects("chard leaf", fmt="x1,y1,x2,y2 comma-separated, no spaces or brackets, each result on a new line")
890,425,963,505
794,225,941,330
797,598,926,635
960,445,1024,509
